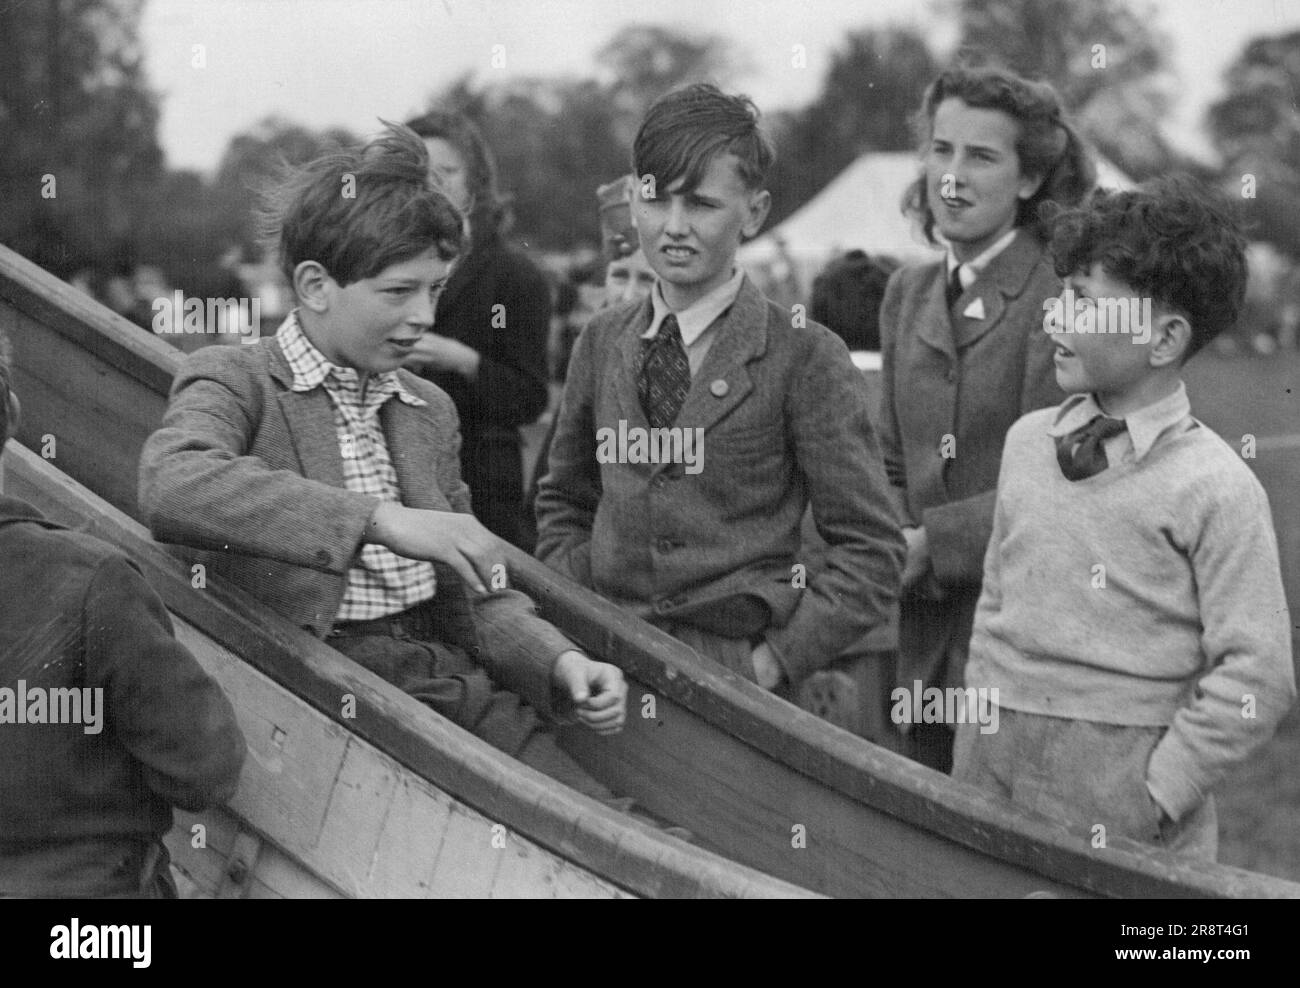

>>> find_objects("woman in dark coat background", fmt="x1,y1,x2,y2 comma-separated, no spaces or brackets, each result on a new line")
404,110,551,550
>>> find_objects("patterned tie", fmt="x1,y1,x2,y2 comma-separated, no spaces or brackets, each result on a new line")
946,264,965,310
1055,414,1128,481
639,313,690,429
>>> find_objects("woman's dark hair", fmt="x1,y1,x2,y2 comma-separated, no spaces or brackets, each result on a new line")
405,108,508,247
902,67,1096,245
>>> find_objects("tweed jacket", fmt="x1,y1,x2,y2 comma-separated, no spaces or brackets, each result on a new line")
138,334,572,718
878,228,1065,690
535,274,904,684
0,493,245,895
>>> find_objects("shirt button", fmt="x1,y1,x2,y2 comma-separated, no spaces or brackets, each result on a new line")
946,369,957,384
656,538,674,553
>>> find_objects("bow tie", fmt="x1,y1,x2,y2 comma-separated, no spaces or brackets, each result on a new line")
1055,414,1128,481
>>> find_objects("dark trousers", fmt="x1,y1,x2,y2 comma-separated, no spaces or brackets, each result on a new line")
1,838,177,898
328,608,611,802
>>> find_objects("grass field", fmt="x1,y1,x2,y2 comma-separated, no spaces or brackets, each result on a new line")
1185,349,1300,880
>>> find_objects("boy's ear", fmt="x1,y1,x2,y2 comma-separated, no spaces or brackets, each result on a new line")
1148,311,1192,368
742,188,772,240
293,261,333,313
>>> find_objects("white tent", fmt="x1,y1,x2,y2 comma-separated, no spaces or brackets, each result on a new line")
740,151,1135,298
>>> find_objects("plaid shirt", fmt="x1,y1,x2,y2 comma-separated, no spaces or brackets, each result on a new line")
278,313,437,621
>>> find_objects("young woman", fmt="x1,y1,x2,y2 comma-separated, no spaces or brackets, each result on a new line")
403,110,552,550
879,67,1095,771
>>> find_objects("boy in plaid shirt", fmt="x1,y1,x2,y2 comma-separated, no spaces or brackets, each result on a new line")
140,125,625,794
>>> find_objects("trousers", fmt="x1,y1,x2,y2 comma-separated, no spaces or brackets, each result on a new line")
953,706,1217,860
327,609,612,802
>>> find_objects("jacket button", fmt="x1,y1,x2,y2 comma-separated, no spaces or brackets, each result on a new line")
656,538,674,553
315,549,331,567
652,474,667,488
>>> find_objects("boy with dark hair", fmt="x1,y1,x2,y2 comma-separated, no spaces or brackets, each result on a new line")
536,84,903,691
1,329,246,898
139,125,626,795
956,177,1296,858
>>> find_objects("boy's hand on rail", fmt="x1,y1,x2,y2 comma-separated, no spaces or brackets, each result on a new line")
553,650,627,735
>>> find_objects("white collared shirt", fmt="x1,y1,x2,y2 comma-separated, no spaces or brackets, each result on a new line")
947,227,1019,292
1047,381,1194,467
641,267,746,376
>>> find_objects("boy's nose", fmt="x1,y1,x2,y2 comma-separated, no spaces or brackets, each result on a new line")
664,199,690,237
408,290,436,329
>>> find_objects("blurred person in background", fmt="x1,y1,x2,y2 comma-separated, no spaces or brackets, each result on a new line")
881,66,1094,772
810,249,899,355
521,175,656,551
403,110,551,551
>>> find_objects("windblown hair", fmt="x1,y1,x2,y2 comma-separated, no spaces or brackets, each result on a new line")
903,67,1095,245
633,82,775,194
405,109,509,247
260,122,465,288
1048,175,1248,358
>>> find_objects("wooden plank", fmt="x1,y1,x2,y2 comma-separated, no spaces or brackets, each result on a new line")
16,236,1280,897
507,543,1300,899
366,775,453,898
3,443,812,899
172,616,628,900
173,621,349,860
215,829,265,899
168,808,242,898
310,738,399,896
426,805,503,898
244,843,345,900
1,302,169,518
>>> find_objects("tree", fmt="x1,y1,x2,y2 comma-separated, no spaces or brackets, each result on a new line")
595,23,739,143
0,0,164,275
421,25,737,251
1207,31,1300,257
949,0,1179,178
766,27,940,227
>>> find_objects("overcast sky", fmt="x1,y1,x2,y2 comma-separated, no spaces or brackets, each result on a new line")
140,0,1300,174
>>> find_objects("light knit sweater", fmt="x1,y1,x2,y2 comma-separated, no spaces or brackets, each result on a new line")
966,385,1296,820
